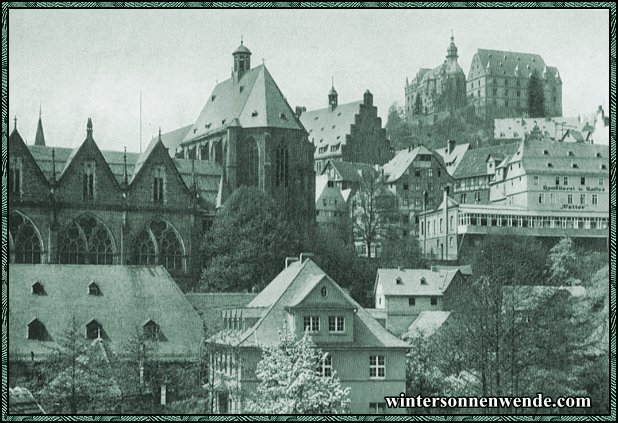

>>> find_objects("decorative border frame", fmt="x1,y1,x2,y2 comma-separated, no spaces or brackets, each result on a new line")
1,2,615,421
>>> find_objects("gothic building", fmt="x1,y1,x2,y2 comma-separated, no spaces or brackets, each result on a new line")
405,35,467,117
8,118,221,289
300,86,391,173
466,49,562,117
173,41,315,228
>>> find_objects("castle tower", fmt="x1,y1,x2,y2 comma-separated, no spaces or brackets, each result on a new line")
446,33,458,62
232,38,251,81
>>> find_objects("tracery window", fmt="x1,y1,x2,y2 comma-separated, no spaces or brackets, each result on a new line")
275,143,289,188
9,156,23,196
9,211,43,264
131,218,185,272
58,215,115,264
82,161,96,201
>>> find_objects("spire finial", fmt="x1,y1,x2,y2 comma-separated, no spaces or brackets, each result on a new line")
51,149,57,182
331,76,334,89
86,117,93,137
262,58,265,65
241,35,243,45
39,104,42,119
451,29,454,41
158,127,162,141
13,116,17,131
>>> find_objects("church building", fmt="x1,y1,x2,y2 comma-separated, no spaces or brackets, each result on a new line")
173,40,316,228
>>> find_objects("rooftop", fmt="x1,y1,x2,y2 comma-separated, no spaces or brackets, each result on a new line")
376,268,460,297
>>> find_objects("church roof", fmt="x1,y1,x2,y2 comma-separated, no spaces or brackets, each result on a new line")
323,160,376,183
146,124,193,157
183,65,303,144
300,101,363,158
9,265,204,361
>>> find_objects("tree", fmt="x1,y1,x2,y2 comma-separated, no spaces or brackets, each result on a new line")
246,328,350,414
380,227,428,269
414,94,423,115
527,69,545,118
39,316,120,414
199,187,298,292
405,332,445,414
349,168,393,258
385,103,414,150
547,237,579,285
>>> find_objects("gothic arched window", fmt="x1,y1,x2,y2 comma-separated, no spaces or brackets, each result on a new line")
275,143,289,188
239,137,259,187
9,211,43,264
131,218,185,272
58,215,115,264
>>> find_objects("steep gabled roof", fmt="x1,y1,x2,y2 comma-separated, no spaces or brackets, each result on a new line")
147,125,193,157
325,160,376,183
403,311,451,340
34,117,46,146
452,142,519,179
474,49,551,78
382,145,435,183
9,265,204,360
300,101,363,158
216,259,408,349
183,65,303,144
434,142,470,175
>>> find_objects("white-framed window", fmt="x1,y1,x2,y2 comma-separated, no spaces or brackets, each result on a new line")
592,194,598,205
563,176,568,186
369,355,385,379
580,194,586,205
328,316,345,333
320,354,332,377
567,194,573,205
304,316,320,332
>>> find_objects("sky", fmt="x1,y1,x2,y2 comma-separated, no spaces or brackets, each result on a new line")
8,8,610,153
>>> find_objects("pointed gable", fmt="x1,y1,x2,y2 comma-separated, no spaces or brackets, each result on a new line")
55,120,124,204
128,136,193,204
34,117,46,146
8,127,50,201
184,65,303,144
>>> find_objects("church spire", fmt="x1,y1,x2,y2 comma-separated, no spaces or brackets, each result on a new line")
446,31,458,61
328,77,338,109
35,105,46,146
86,118,93,139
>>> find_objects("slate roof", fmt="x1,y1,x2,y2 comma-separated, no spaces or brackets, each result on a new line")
452,142,520,179
507,139,609,175
473,49,559,80
34,117,46,146
382,145,437,183
434,142,470,175
213,259,408,349
183,65,303,144
27,144,222,207
324,160,376,183
300,101,363,159
375,268,460,297
146,125,193,157
431,264,473,277
9,265,203,361
494,117,588,141
403,311,451,339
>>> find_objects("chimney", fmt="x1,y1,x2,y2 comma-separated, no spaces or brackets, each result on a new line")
299,252,314,263
285,257,300,268
295,106,306,118
448,139,456,155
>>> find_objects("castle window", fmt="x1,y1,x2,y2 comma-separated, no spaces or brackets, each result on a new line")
27,319,49,341
563,176,568,186
86,320,104,340
88,281,101,296
9,156,23,196
82,161,96,201
9,212,42,264
143,319,161,341
58,215,115,265
153,165,166,204
409,297,415,306
580,194,586,205
32,281,46,295
567,194,573,204
592,194,598,205
555,176,559,185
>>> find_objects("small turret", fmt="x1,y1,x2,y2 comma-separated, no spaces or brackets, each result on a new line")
232,37,252,82
328,78,338,109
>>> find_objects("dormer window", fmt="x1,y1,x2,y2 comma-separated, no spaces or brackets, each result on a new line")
280,113,287,121
328,316,344,333
420,277,427,285
221,119,226,125
596,152,602,158
543,150,549,155
251,111,258,117
82,161,96,201
395,277,403,285
27,318,49,340
303,316,320,332
86,319,104,340
211,95,216,101
572,163,578,169
568,151,574,157
601,164,607,170
32,281,45,295
547,163,553,168
88,281,101,296
143,319,161,341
